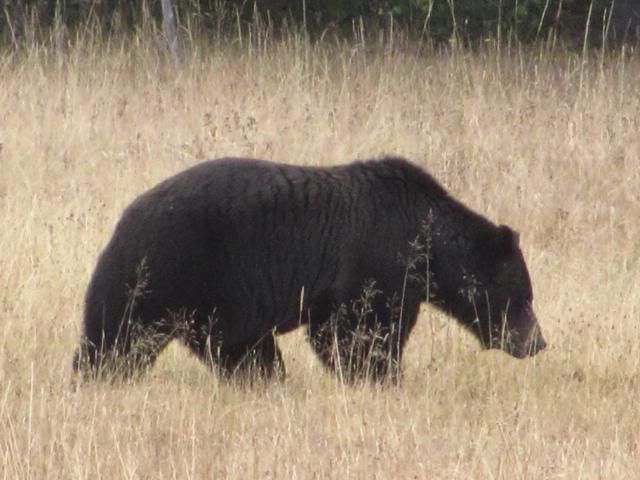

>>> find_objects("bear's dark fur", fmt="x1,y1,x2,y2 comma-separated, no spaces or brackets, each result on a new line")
73,156,546,383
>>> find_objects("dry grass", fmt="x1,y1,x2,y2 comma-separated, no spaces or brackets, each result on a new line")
1,27,639,478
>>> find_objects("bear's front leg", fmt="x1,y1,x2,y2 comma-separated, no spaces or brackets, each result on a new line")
307,306,402,385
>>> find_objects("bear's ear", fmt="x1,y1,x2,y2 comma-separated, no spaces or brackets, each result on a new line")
497,224,520,254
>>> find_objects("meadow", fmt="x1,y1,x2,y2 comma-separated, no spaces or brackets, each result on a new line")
1,25,639,478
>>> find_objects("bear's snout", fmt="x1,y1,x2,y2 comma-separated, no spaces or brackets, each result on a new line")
507,323,547,358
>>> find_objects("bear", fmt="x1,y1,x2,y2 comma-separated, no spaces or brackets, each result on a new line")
73,156,546,383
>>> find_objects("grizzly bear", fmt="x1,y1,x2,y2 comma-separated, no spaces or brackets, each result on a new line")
73,156,546,383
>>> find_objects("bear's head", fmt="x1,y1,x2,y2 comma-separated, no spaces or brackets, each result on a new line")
465,225,546,358
429,223,546,358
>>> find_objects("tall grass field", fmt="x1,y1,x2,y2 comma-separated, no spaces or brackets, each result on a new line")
1,25,639,478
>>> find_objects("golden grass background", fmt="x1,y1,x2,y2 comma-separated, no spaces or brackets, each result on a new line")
1,29,639,478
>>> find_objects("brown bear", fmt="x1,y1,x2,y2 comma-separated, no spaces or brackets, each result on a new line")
73,156,546,383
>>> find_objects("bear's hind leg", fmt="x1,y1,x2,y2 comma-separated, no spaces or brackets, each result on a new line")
73,321,173,381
